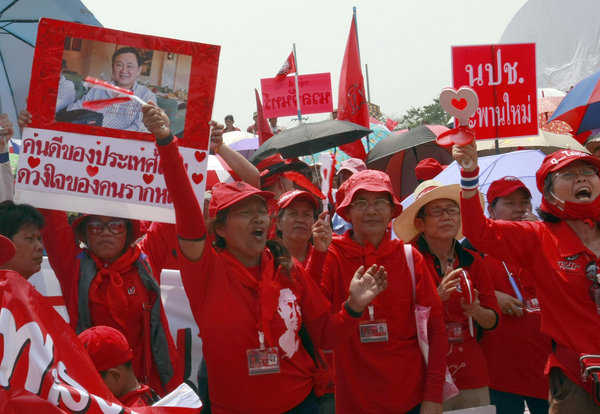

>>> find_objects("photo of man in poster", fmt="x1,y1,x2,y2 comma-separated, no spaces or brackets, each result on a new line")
60,46,156,132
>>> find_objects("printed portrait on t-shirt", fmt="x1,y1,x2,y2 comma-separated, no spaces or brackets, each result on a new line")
277,288,301,358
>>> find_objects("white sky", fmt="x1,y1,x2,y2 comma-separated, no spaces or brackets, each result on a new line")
82,0,528,130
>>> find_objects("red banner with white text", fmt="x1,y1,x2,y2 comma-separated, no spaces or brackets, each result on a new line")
260,73,333,118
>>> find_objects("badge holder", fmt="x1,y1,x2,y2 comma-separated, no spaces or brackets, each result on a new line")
436,87,479,159
247,331,280,376
359,305,389,343
445,321,464,343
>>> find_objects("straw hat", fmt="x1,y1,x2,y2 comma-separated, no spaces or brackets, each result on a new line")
393,180,482,242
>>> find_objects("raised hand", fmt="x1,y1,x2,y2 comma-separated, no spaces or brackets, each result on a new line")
452,141,478,172
18,109,32,130
347,264,388,313
312,211,332,252
209,120,225,154
142,102,171,140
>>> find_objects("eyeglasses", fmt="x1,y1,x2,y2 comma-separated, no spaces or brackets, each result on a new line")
424,206,460,217
350,198,391,211
86,219,127,236
585,262,600,314
554,167,599,182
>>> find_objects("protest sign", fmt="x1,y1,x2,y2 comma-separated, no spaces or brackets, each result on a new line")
15,18,219,223
260,73,333,118
452,43,537,139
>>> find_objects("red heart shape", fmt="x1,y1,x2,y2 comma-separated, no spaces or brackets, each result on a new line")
27,156,40,168
192,172,204,184
140,147,145,151
33,133,38,137
96,141,101,145
323,168,328,178
195,151,206,162
142,173,154,184
451,98,468,110
86,165,99,177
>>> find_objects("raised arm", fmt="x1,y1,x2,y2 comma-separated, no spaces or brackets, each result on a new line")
0,116,14,202
210,131,260,188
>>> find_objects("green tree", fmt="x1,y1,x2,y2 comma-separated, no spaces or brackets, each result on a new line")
395,98,451,129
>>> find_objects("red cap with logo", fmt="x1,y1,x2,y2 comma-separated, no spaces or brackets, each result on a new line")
0,234,16,265
78,326,134,372
536,150,600,193
277,190,318,212
335,170,402,221
209,181,274,217
415,158,446,181
486,176,531,205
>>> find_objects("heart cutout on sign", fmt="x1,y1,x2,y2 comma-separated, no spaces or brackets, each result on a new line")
195,151,206,162
192,173,204,184
142,174,154,184
451,98,467,110
27,156,40,168
439,87,479,127
86,165,99,177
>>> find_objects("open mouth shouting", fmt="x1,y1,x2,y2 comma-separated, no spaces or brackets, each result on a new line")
575,186,593,201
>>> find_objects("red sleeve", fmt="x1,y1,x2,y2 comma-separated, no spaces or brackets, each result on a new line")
413,248,447,403
298,264,359,350
138,222,178,281
460,192,542,270
40,209,80,302
471,254,500,329
319,250,338,304
304,248,327,285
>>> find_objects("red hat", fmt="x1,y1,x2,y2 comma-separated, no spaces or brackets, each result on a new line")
209,181,274,217
335,170,402,221
486,176,531,205
536,150,600,193
78,326,133,372
72,214,142,241
0,234,16,265
415,158,446,181
337,158,367,176
277,190,318,212
255,154,309,189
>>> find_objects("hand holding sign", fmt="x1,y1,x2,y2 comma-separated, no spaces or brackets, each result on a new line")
436,86,479,150
142,102,171,141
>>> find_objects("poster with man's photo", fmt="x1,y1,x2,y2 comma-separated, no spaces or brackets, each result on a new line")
14,18,220,223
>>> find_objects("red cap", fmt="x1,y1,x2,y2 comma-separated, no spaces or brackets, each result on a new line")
335,170,402,221
255,154,309,189
0,234,16,265
486,176,531,205
337,158,367,176
277,190,318,212
415,158,446,181
209,181,274,217
536,150,600,193
71,215,142,240
78,326,133,372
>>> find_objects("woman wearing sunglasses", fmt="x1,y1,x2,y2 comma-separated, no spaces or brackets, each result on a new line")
454,142,600,413
36,103,202,396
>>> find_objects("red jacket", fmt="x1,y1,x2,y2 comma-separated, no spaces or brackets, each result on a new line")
478,255,551,399
178,239,359,414
322,231,447,413
461,193,600,388
120,384,159,407
414,236,500,390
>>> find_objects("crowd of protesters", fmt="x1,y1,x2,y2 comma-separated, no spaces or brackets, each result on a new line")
3,102,600,414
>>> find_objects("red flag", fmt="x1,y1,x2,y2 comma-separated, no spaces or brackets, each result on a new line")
255,89,274,145
385,118,399,131
337,16,368,160
275,51,296,80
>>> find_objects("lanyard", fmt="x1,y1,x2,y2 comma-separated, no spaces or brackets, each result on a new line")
502,261,523,302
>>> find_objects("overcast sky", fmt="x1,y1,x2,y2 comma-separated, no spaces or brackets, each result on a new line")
82,0,528,130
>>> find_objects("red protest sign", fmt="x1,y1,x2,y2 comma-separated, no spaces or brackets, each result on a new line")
260,73,333,118
452,43,538,139
0,270,199,413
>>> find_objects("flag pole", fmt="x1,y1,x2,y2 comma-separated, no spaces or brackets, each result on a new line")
353,7,369,152
292,43,302,123
365,63,371,103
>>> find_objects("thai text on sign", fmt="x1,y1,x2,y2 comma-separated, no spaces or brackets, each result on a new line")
260,73,333,118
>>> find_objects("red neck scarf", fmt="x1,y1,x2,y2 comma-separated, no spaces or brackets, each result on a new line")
219,248,284,348
88,245,141,332
335,230,398,267
540,195,600,227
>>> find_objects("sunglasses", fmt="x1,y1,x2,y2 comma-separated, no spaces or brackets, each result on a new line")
86,219,127,236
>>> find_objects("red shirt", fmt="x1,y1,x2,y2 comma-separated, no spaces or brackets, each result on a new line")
461,193,600,387
322,231,447,413
40,211,179,394
178,239,358,414
478,255,551,399
119,384,159,407
414,236,499,390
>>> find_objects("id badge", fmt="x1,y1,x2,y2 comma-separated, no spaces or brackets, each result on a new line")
359,320,389,343
525,297,540,313
446,322,464,343
247,347,280,375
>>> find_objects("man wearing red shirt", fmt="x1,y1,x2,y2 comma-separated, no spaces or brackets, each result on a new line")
476,177,550,414
454,142,600,413
395,180,499,411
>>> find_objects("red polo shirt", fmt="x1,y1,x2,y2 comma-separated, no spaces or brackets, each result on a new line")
461,193,600,388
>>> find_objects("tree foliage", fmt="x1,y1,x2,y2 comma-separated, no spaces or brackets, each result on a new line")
395,98,451,129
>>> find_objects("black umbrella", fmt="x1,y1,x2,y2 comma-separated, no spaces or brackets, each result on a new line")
366,125,449,170
250,119,371,163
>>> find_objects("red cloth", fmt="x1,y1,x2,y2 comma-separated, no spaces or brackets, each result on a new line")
178,236,358,414
336,16,368,160
119,384,158,407
276,51,296,80
461,193,600,389
41,210,179,394
415,237,499,390
255,89,274,145
478,256,551,399
321,231,447,412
